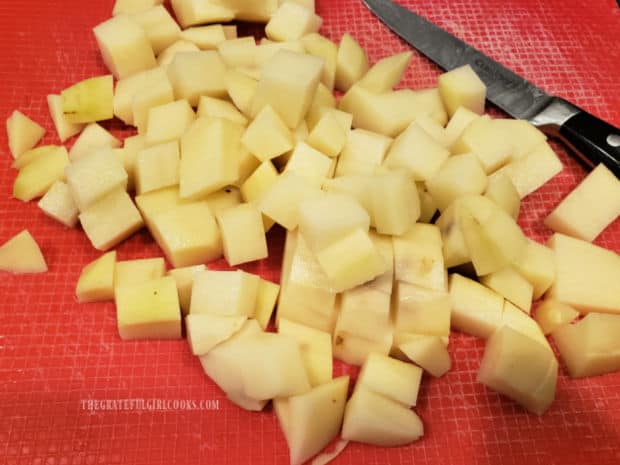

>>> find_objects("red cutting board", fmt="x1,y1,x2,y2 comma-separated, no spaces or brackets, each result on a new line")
1,1,619,464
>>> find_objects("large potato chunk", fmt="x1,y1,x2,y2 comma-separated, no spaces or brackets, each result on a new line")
0,230,47,274
265,2,322,42
216,203,268,266
61,75,114,124
357,353,422,407
438,64,486,117
167,51,227,106
190,270,259,317
358,51,412,94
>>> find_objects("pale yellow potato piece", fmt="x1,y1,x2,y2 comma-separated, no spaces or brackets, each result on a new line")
265,2,321,42
501,301,549,349
333,328,393,368
335,33,369,92
145,99,194,146
449,273,504,339
190,269,259,317
185,313,246,356
6,110,45,158
197,96,248,126
167,264,206,314
38,181,79,227
335,129,391,176
69,123,121,161
399,335,451,377
61,75,114,124
242,105,293,161
135,141,180,195
167,51,227,106
240,160,279,202
545,164,620,242
342,386,424,447
115,276,181,340
482,267,533,314
170,0,234,28
416,183,438,223
435,199,472,268
132,70,175,133
180,25,227,50
216,203,268,266
493,118,547,160
150,201,221,267
113,68,164,125
438,64,486,117
13,147,69,202
135,186,192,231
255,278,280,330
157,40,200,68
484,172,520,219
414,114,449,147
371,170,420,236
129,6,181,55
252,50,323,128
393,223,445,291
301,33,337,91
547,233,620,314
453,116,513,173
226,69,258,117
113,0,164,15
215,0,278,22
282,142,331,188
322,174,373,221
0,230,47,274
305,83,336,131
394,282,451,336
512,238,556,300
255,39,305,67
114,257,166,289
217,36,257,68
204,187,242,216
426,153,488,212
358,51,412,93
552,312,620,378
444,106,480,149
93,15,156,79
47,95,85,142
305,111,347,158
478,325,557,415
534,299,579,335
75,251,116,302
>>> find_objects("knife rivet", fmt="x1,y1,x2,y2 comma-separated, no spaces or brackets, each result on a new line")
607,134,620,147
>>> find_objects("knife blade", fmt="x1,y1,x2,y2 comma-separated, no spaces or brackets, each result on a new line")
363,0,620,178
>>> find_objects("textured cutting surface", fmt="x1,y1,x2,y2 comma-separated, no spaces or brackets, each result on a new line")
1,1,619,464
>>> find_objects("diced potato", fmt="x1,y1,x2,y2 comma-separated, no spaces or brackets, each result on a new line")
276,376,348,465
190,270,259,317
114,257,166,289
225,69,258,117
512,238,556,300
134,141,180,195
335,33,369,92
150,201,221,267
167,264,206,314
203,187,242,216
335,129,391,176
322,174,373,220
255,39,305,67
144,100,194,146
214,0,278,22
484,172,520,219
255,278,280,330
113,68,160,125
129,5,181,55
477,325,557,415
186,313,246,355
357,352,422,407
38,181,79,227
305,111,347,158
552,312,620,378
69,123,121,161
216,203,268,266
444,106,480,149
371,170,420,235
180,25,226,50
61,75,113,124
500,301,549,348
282,142,331,187
414,114,449,147
135,186,189,230
75,251,116,302
240,160,279,202
113,0,164,16
115,276,181,340
393,224,445,291
416,183,438,223
179,117,242,199
93,15,156,79
545,164,620,242
79,189,144,251
12,145,58,170
305,83,336,130
438,64,486,117
6,110,45,158
547,233,620,314
449,273,504,339
242,105,293,161
47,94,85,142
493,118,547,160
358,51,412,93
0,230,47,274
167,51,227,106
384,122,450,181
197,96,248,126
170,0,234,28
265,2,322,42
481,267,533,313
453,116,512,173
251,50,323,128
399,335,451,377
534,299,579,335
394,282,451,336
133,72,175,133
216,36,256,68
259,172,320,230
342,386,424,446
157,40,200,68
13,147,69,202
301,33,337,90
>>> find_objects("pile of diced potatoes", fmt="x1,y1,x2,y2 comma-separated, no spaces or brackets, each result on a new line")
2,0,620,463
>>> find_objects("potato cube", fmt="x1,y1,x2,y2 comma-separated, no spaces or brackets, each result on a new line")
12,145,58,170
544,164,620,242
113,67,164,125
113,0,164,15
305,83,336,130
38,181,79,227
180,25,226,50
384,123,450,181
150,202,222,267
13,147,69,202
145,100,195,146
114,257,166,289
61,75,114,124
6,110,45,158
240,160,279,202
481,267,533,314
426,153,488,212
438,64,486,117
65,149,128,211
335,33,370,92
371,170,420,236
305,110,347,158
552,312,620,378
493,118,547,160
129,5,181,55
0,230,47,274
190,270,259,317
93,15,156,79
241,105,293,161
216,203,268,266
179,117,242,199
251,50,323,128
500,301,549,349
203,187,242,215
283,142,331,187
167,51,227,106
69,123,121,161
301,33,337,90
399,335,451,377
255,278,280,330
47,94,85,142
115,276,181,340
170,0,234,28
75,251,116,302
259,172,320,230
453,116,513,173
133,75,176,134
217,36,257,67
511,238,555,300
225,69,258,117
444,106,480,149
394,282,451,337
358,51,412,93
477,325,557,415
534,299,579,335
197,96,248,126
79,189,144,251
135,186,191,230
335,129,392,176
265,2,322,42
157,40,200,68
417,183,438,223
135,141,180,194
393,223,445,291
186,313,246,355
167,264,206,314
484,172,520,219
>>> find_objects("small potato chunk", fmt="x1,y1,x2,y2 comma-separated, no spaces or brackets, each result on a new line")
453,116,513,173
170,0,234,28
38,181,79,227
197,96,248,126
283,142,331,188
61,75,114,124
255,279,280,330
335,33,370,92
438,64,486,117
167,264,206,314
115,276,182,340
69,123,121,161
301,33,338,91
512,238,556,300
135,141,180,195
180,25,227,50
484,172,521,219
335,129,391,176
399,335,451,377
240,160,279,202
358,51,412,94
242,105,293,161
444,106,480,149
114,257,166,289
145,99,195,146
225,69,258,117
305,110,348,158
482,267,533,314
75,251,116,302
534,299,579,335
216,203,268,266
371,170,420,236
186,313,246,356
47,94,85,142
13,147,69,202
157,40,200,68
113,0,164,16
0,230,47,274
217,36,257,68
493,118,547,160
167,51,227,106
190,269,259,317
6,110,45,158
265,2,322,42
394,282,451,336
393,224,445,291
129,5,181,55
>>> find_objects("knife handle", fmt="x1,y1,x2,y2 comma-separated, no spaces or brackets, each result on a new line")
532,97,620,178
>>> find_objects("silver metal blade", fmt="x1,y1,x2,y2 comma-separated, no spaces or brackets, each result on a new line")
363,0,553,120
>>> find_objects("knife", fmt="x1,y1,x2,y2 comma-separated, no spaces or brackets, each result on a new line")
363,0,620,178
